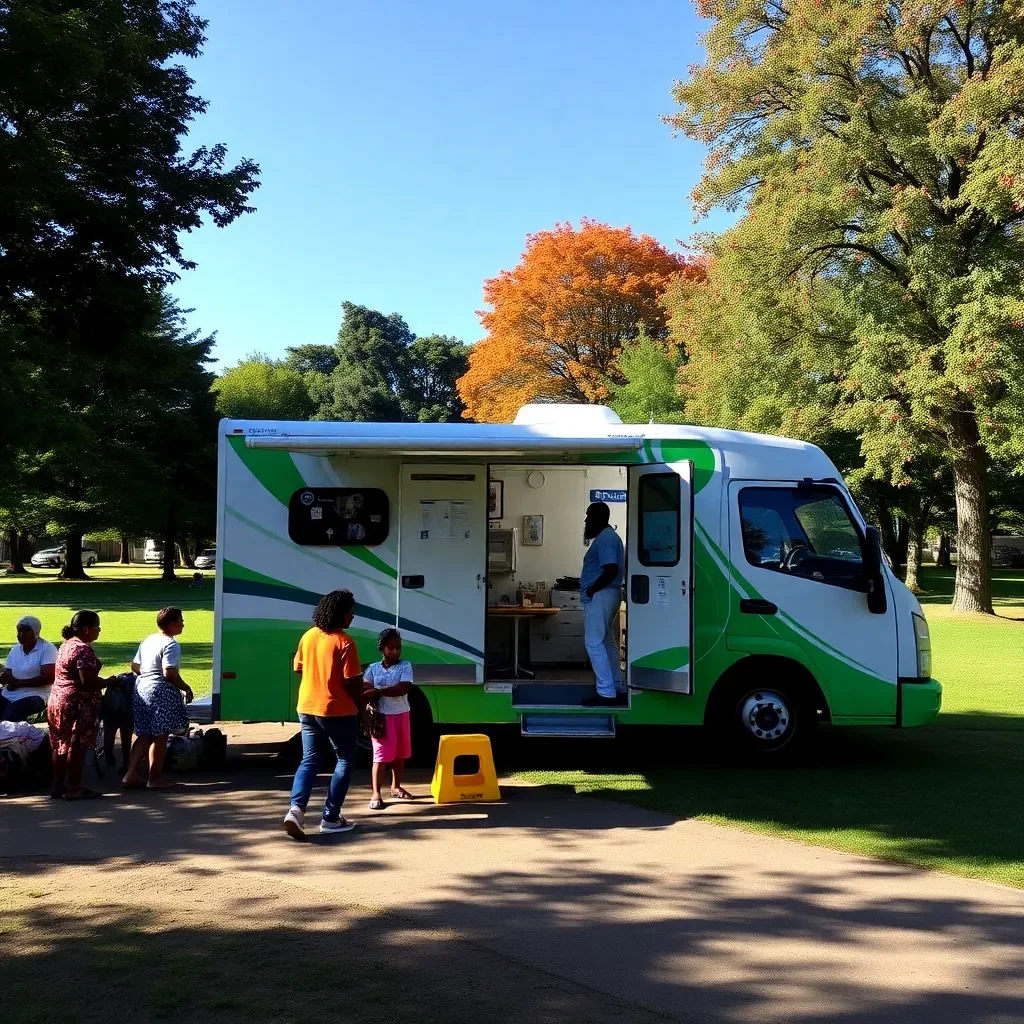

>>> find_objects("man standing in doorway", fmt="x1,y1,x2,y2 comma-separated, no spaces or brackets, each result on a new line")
580,502,626,707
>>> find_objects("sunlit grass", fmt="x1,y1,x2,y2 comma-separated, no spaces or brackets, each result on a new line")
0,566,213,697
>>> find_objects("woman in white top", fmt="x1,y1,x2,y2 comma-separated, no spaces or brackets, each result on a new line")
121,606,193,790
0,615,57,722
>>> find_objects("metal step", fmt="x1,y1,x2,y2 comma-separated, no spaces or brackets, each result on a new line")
520,713,617,739
512,682,628,710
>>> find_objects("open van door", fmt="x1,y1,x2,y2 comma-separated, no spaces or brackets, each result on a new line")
626,462,693,694
398,464,487,682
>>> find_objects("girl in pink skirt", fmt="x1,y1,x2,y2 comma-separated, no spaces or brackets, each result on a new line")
363,628,413,809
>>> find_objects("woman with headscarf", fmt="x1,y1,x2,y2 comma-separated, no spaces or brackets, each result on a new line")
48,610,111,800
0,615,58,722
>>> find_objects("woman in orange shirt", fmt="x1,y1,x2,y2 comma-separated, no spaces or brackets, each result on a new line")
283,590,364,839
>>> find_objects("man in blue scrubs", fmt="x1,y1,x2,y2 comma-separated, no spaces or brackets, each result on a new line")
580,502,625,707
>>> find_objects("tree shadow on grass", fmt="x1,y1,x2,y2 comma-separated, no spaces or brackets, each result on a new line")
4,848,1024,1024
502,715,1024,886
0,574,214,613
2,713,1022,887
915,566,1024,610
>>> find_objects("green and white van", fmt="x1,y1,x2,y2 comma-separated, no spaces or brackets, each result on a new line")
209,404,940,756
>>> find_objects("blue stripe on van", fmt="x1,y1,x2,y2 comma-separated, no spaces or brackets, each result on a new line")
222,576,484,660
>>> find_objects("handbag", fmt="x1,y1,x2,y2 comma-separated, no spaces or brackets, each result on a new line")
365,703,386,740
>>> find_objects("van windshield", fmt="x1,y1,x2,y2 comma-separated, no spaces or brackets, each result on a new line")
739,487,864,589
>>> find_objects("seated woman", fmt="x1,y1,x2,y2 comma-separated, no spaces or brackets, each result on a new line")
1,615,58,722
122,606,193,790
49,610,111,800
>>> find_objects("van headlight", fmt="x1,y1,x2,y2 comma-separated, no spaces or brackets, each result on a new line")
912,613,931,679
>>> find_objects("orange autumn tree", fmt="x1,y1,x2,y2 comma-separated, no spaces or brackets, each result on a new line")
458,220,703,422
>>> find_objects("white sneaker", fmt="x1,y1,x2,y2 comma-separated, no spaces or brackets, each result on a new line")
320,817,356,834
283,805,305,840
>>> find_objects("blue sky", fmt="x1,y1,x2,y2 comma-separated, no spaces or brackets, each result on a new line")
175,0,722,368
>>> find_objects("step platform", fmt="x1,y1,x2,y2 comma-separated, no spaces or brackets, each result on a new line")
520,713,617,739
512,683,628,709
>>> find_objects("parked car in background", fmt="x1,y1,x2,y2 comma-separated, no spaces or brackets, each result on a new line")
992,536,1024,568
30,544,99,568
194,548,216,570
144,545,180,567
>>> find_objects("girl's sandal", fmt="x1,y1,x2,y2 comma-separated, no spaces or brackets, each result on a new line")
390,787,414,800
369,796,386,810
65,788,102,801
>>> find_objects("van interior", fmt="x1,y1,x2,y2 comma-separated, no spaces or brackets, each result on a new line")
484,464,627,707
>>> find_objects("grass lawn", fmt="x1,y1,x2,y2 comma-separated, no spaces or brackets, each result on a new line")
2,564,1022,887
0,566,214,698
515,567,1024,888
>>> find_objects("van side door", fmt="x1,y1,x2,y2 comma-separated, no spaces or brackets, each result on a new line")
626,462,694,693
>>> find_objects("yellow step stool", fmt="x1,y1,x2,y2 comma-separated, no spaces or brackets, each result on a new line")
430,733,501,804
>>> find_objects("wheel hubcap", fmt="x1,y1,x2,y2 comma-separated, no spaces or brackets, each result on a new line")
739,690,791,742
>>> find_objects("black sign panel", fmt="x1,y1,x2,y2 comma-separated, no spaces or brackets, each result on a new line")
288,488,390,547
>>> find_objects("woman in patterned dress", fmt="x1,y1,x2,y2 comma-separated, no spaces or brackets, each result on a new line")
122,606,193,790
49,610,110,800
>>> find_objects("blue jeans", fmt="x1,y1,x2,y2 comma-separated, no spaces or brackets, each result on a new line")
289,713,358,823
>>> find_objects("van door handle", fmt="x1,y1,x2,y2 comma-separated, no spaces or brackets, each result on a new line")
740,599,777,615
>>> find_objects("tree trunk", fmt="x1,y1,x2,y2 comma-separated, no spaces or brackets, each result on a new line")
59,531,88,580
162,511,178,582
879,513,899,569
894,517,910,571
119,535,131,565
5,529,26,574
177,542,195,570
948,411,993,614
936,534,952,568
904,517,924,594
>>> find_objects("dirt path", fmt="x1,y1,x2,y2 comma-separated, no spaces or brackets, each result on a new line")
2,731,1023,1023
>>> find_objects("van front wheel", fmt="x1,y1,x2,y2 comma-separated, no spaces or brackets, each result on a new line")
721,682,814,760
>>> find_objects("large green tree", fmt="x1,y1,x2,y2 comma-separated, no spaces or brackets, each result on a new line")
22,290,217,580
0,0,259,572
406,334,471,423
606,327,687,424
212,355,315,421
0,0,259,306
319,303,469,422
671,0,1024,613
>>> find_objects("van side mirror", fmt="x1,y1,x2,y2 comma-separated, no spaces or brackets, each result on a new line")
863,526,888,615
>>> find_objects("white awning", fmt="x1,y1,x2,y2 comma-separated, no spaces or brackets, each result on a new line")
244,434,645,456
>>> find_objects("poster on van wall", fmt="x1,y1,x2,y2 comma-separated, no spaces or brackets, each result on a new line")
288,488,389,546
419,500,473,541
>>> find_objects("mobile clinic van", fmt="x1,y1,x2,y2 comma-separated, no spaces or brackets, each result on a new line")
209,404,941,757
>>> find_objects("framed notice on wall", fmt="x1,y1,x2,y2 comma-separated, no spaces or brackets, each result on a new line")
522,514,544,545
488,480,504,520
